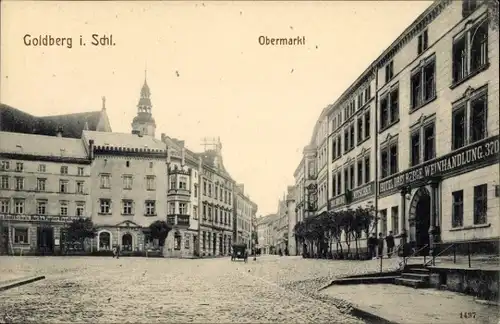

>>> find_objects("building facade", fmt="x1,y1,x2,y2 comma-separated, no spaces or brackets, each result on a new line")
256,214,277,254
233,183,258,249
0,132,92,255
291,0,499,255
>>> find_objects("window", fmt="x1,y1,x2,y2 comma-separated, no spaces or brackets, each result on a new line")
336,172,341,195
473,184,487,224
332,173,337,196
15,177,24,190
149,162,153,168
385,60,394,83
193,206,198,220
185,233,190,249
194,184,198,198
349,164,355,190
1,176,8,189
380,88,399,130
203,180,207,195
410,120,436,166
179,177,187,190
332,139,337,160
170,176,176,190
145,200,156,216
391,206,399,234
462,0,478,18
452,190,464,228
38,164,46,172
215,185,219,199
208,183,212,197
220,188,223,201
123,175,133,189
174,232,181,250
99,199,111,214
0,200,9,213
208,206,212,221
60,201,68,216
146,176,156,191
349,124,355,149
76,181,84,194
357,160,363,187
78,167,84,176
122,200,133,215
37,200,47,215
100,174,110,188
365,85,371,102
179,203,187,215
358,93,364,109
470,94,487,142
202,204,207,220
14,199,24,214
452,90,488,150
60,166,68,174
169,202,176,215
417,29,429,55
344,128,349,153
76,203,85,217
344,168,349,191
364,111,370,140
59,180,68,193
381,142,398,178
411,59,436,110
15,162,23,172
229,192,231,203
452,19,488,84
126,161,130,168
0,161,10,170
37,178,46,191
364,156,370,183
13,228,28,244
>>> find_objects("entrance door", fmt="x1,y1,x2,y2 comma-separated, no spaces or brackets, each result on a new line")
37,227,54,255
122,234,132,251
212,236,216,255
0,226,8,254
415,193,431,256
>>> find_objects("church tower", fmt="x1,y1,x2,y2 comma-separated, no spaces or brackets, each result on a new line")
131,70,156,137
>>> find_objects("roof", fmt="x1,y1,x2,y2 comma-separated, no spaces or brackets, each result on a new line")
0,131,88,159
0,103,110,138
199,149,233,179
82,130,167,152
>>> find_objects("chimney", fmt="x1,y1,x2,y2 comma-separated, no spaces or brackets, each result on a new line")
56,126,63,137
89,139,95,160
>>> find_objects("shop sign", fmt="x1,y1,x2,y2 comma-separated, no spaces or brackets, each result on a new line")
379,135,500,195
0,214,80,223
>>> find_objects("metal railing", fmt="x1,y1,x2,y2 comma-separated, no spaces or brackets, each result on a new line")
398,244,429,270
424,240,494,268
377,242,404,273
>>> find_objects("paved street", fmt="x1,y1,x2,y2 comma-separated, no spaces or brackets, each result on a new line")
0,255,372,324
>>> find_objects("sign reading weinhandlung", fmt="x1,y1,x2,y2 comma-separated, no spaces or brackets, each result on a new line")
379,135,500,195
0,214,80,223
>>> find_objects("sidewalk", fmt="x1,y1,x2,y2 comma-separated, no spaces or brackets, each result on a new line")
321,283,499,324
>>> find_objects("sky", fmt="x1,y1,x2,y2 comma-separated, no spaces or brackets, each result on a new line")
1,0,433,216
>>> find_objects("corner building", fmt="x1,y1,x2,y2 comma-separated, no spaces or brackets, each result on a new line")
374,0,499,253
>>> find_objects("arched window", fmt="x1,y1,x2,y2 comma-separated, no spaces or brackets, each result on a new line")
98,231,111,251
122,233,132,251
174,231,181,250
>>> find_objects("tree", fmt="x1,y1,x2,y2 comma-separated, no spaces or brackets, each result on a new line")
149,220,172,247
64,218,97,251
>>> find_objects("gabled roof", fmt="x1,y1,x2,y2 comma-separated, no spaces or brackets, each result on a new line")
0,104,111,138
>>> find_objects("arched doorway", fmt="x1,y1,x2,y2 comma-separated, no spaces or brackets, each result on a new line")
98,231,111,251
409,187,431,255
122,233,133,251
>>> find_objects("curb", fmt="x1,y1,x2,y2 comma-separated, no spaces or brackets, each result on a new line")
349,305,400,324
0,276,45,292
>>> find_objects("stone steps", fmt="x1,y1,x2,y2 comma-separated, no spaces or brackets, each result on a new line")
394,266,430,289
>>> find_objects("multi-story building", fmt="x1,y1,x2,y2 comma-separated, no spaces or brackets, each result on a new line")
285,185,297,256
292,0,499,256
0,132,92,255
275,196,288,253
256,213,277,254
199,140,234,257
233,183,258,249
161,135,201,258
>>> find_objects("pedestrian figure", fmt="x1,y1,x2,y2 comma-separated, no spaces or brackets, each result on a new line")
377,233,385,259
112,245,117,258
386,231,395,258
367,233,377,259
116,244,120,259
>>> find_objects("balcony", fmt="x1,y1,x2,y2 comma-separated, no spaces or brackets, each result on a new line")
166,214,190,227
167,188,191,197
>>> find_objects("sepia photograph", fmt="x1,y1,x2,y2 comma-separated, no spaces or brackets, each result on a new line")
0,0,499,323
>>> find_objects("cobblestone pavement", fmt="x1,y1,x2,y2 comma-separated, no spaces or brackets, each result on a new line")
0,255,375,324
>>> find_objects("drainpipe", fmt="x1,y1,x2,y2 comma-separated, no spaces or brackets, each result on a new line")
373,64,379,237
